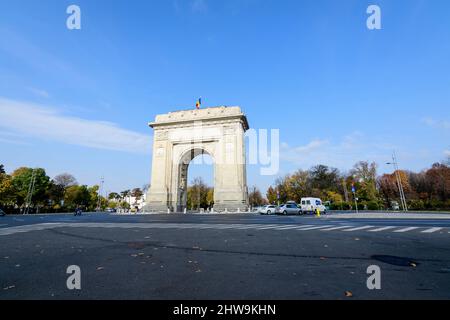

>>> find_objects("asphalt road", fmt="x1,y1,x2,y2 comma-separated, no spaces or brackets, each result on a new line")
1,212,450,299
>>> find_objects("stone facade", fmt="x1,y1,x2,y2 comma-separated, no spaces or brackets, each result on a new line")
143,106,249,212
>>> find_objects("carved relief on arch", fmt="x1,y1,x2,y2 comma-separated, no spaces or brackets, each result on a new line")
155,130,168,141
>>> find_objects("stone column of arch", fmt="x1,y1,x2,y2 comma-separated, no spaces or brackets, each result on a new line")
143,106,249,213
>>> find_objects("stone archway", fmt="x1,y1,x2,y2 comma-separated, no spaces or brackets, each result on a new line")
176,147,213,212
143,106,249,212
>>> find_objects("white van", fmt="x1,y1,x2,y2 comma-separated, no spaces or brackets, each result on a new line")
300,197,327,214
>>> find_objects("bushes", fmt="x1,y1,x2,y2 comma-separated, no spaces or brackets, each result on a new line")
407,199,425,210
366,200,380,210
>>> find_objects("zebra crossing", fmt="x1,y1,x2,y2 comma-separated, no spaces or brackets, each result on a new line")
0,221,448,236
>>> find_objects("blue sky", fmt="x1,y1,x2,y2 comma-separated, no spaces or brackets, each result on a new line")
0,0,449,195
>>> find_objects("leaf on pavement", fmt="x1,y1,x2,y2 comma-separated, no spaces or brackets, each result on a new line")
96,267,104,271
3,285,15,290
345,291,353,297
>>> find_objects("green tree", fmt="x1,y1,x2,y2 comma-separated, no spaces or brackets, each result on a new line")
108,192,120,200
187,177,211,209
11,167,50,208
64,185,90,209
350,161,378,202
0,171,14,206
88,185,100,210
120,190,130,200
286,170,310,203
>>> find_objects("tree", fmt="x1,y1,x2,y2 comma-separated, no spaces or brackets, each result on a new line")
187,177,211,210
131,188,143,199
309,165,340,194
108,192,120,200
120,190,130,200
248,186,264,207
425,163,450,202
0,164,5,174
53,173,78,188
88,185,100,210
266,186,275,204
377,174,397,206
64,185,90,209
0,171,13,206
206,188,214,207
286,170,309,203
350,161,378,201
11,167,50,208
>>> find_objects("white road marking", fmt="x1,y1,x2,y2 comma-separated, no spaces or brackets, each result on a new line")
368,226,397,232
0,222,447,236
421,227,443,233
254,224,287,230
320,226,352,231
342,225,374,232
296,225,334,231
393,227,419,233
271,225,304,230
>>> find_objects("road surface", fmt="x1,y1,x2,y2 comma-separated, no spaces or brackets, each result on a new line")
1,212,449,299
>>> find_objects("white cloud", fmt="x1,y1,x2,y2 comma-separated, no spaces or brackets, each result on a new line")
27,87,50,98
0,98,151,154
280,132,395,171
422,117,450,130
445,150,450,157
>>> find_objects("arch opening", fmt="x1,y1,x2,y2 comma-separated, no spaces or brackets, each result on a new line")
176,148,214,212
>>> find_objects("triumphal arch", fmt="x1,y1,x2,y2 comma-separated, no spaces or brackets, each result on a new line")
144,106,249,212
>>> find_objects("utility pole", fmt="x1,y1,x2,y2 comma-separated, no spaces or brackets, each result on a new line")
387,152,408,212
96,176,104,212
24,169,36,215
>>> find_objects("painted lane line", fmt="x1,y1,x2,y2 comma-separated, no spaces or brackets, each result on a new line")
393,227,419,233
269,225,309,230
421,227,443,233
255,224,290,230
296,225,334,231
271,225,305,230
342,225,374,232
368,226,397,232
321,226,352,231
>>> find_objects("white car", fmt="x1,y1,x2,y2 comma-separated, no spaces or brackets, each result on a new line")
300,197,327,214
259,205,277,215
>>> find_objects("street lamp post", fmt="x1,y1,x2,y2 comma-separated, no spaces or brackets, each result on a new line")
386,152,408,212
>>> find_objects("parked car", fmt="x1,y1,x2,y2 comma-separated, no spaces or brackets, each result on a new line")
105,208,117,213
276,203,302,215
300,197,327,214
0,209,5,216
259,205,277,215
390,201,400,211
